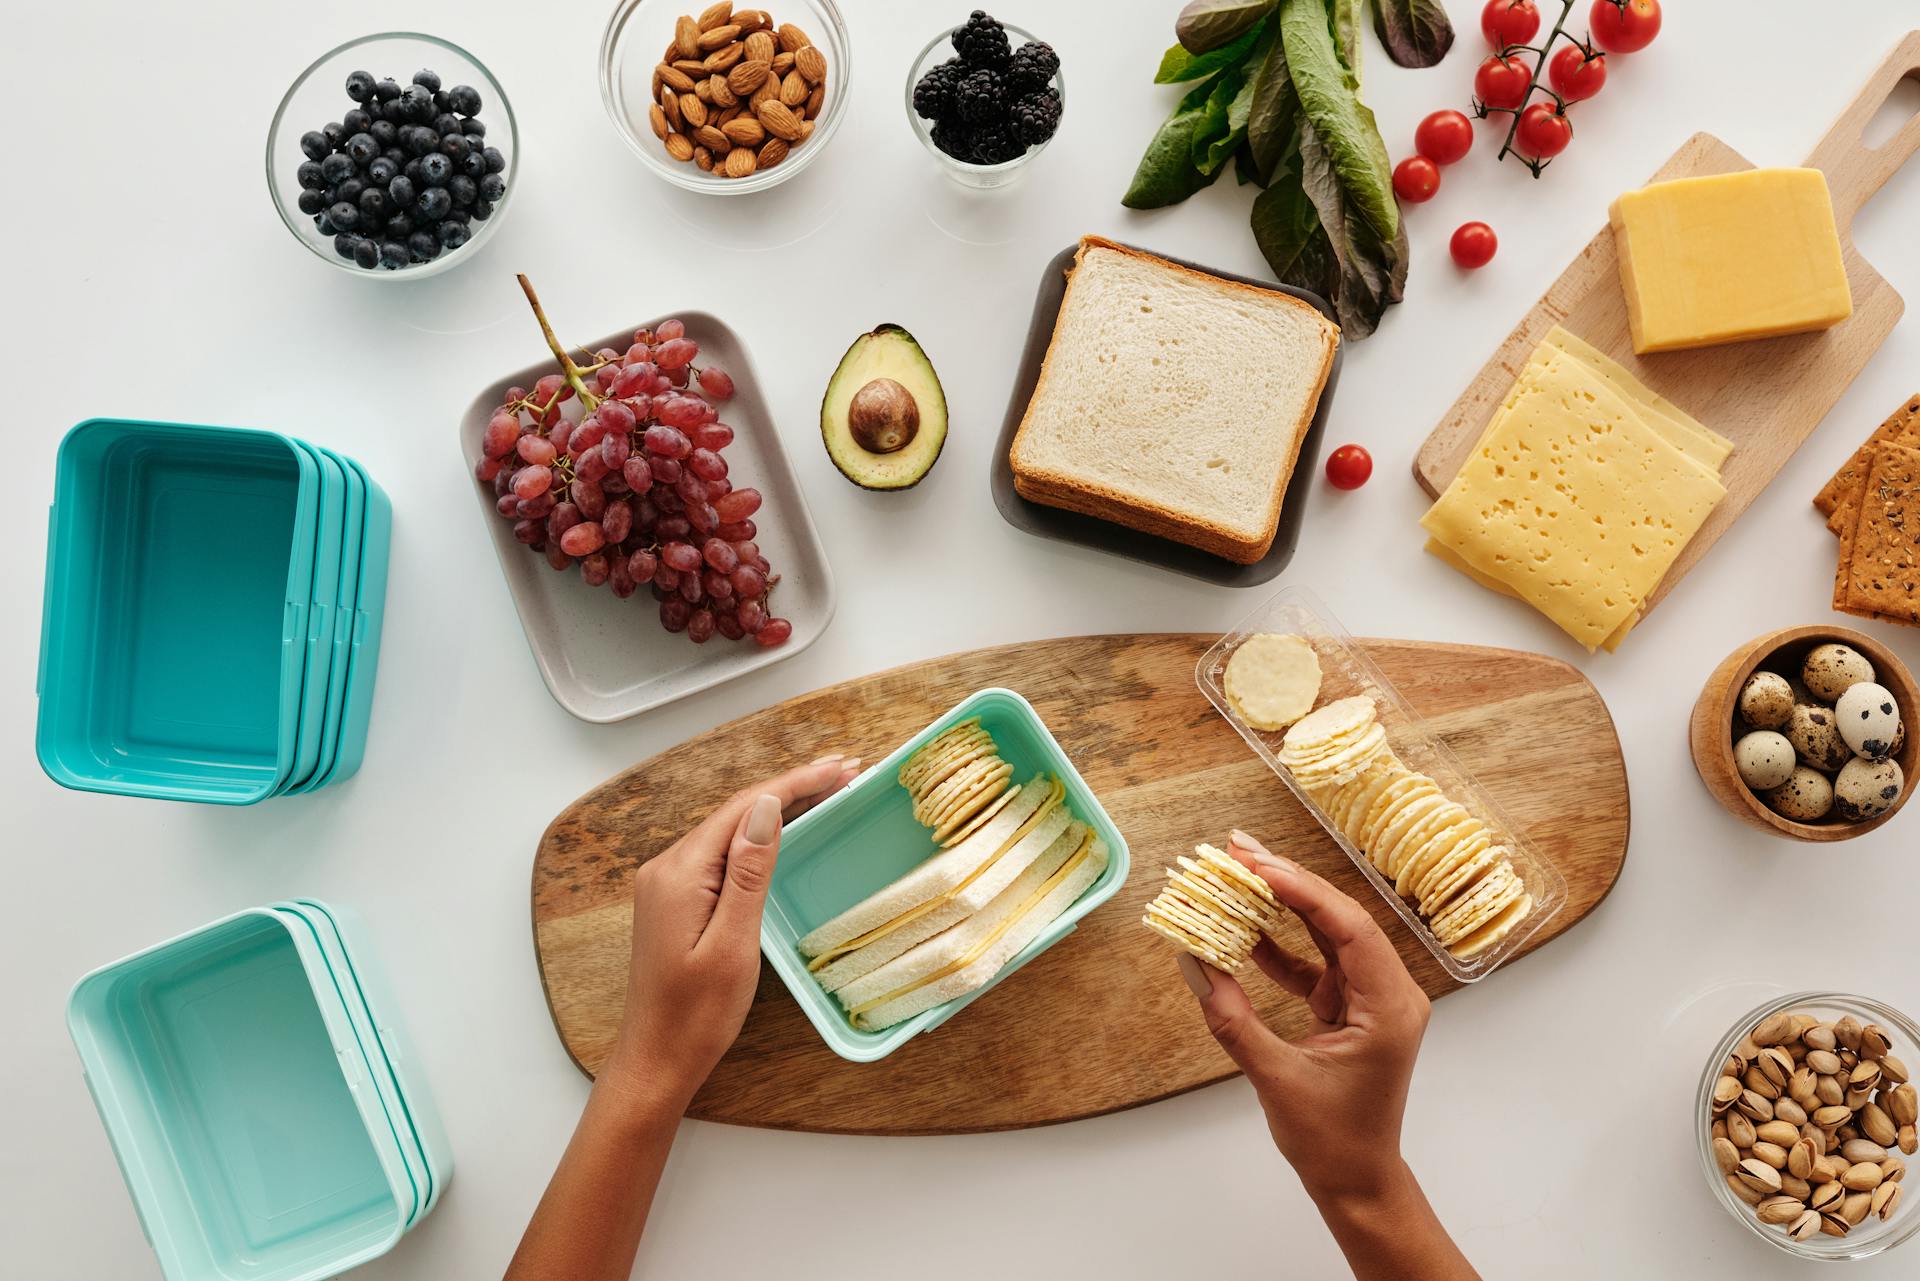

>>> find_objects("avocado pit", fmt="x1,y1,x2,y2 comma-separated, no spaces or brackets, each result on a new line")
848,378,920,454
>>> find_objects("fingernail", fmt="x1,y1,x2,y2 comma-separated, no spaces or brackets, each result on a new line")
746,793,782,844
1176,951,1212,998
840,758,862,774
811,753,845,765
1252,850,1299,877
1229,828,1264,852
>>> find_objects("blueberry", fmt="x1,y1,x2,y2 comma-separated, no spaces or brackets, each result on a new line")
379,97,408,123
418,152,452,185
412,67,442,92
328,200,360,230
461,117,486,138
432,112,462,137
315,212,337,235
439,133,470,160
382,146,407,167
299,130,330,161
373,77,401,101
471,198,493,221
408,229,439,261
370,119,397,147
461,151,487,178
319,152,354,184
296,159,324,189
367,156,397,184
336,178,365,203
346,132,378,165
358,186,389,217
440,205,471,226
478,171,506,202
388,174,416,206
448,174,477,206
415,186,451,220
438,220,471,250
401,84,435,120
345,70,377,102
385,211,415,239
447,84,482,115
432,89,451,113
322,121,347,149
379,240,410,269
482,146,505,173
333,233,358,259
404,126,438,157
343,108,372,135
297,188,325,215
352,238,379,268
404,158,422,181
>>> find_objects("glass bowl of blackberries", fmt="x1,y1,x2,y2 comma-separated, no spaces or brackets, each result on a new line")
907,11,1063,189
268,33,517,276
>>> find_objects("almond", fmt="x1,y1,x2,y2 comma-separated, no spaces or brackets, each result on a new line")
744,30,776,63
658,62,697,93
733,8,770,31
674,15,700,59
755,98,804,142
696,1,733,31
707,73,738,107
694,76,714,102
748,73,779,110
673,58,709,76
780,69,808,107
661,88,682,129
648,103,669,140
721,115,765,146
697,23,741,51
728,59,772,94
805,83,824,118
679,91,709,129
724,146,757,177
695,124,730,151
794,45,827,83
703,43,745,72
665,132,695,161
716,104,743,126
771,51,795,74
776,22,811,52
758,137,788,168
693,145,714,171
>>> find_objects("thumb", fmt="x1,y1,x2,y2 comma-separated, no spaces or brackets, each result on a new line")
1177,952,1296,1090
706,793,783,945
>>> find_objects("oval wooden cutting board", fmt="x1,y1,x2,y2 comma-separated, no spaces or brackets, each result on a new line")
533,634,1629,1135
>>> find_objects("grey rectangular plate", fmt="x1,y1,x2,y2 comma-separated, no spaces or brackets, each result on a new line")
989,242,1343,587
459,312,835,722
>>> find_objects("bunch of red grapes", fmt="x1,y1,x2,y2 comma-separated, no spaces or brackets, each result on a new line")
473,312,791,647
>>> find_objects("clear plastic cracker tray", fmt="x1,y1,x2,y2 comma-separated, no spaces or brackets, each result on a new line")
1195,584,1567,983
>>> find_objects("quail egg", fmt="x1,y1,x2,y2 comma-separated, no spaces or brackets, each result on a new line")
1736,671,1795,730
1834,757,1904,823
1765,765,1834,822
1834,681,1903,761
1802,643,1876,703
1733,730,1797,790
1785,703,1853,772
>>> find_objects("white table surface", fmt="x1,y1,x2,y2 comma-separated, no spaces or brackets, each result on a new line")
9,1,1920,1276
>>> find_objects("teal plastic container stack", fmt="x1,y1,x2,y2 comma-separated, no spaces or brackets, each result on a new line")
67,902,450,1281
36,420,391,803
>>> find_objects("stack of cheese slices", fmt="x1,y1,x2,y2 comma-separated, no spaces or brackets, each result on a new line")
1282,696,1534,961
1421,326,1733,653
798,719,1109,1032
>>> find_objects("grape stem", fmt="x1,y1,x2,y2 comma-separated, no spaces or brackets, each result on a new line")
516,273,603,412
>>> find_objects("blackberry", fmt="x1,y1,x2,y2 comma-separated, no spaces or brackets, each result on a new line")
968,120,1024,164
1005,41,1059,95
929,119,977,163
1010,88,1062,146
913,56,964,121
953,67,1004,124
951,10,1010,67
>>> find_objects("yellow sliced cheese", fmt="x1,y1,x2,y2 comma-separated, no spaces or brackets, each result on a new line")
1420,347,1726,651
1541,326,1732,471
803,778,1067,973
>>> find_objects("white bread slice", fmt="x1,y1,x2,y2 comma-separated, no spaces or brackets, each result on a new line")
795,777,1054,960
1009,235,1339,564
811,801,1077,994
842,826,1109,1031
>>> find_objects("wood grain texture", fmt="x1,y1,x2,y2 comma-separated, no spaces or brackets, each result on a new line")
1415,33,1920,629
533,634,1631,1135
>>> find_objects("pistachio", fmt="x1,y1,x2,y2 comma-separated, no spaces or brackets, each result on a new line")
1884,1054,1912,1086
1738,1158,1784,1195
1806,1049,1844,1075
1836,1016,1864,1052
1883,1156,1907,1183
1903,1125,1918,1156
1790,1066,1820,1107
1891,1083,1919,1128
1712,1075,1743,1111
1862,1101,1898,1147
1851,1060,1884,1092
1714,1136,1742,1175
1814,1104,1855,1128
1804,1024,1839,1053
1863,1024,1894,1061
1818,1210,1850,1237
1811,1181,1845,1212
1728,1112,1758,1148
1756,1196,1805,1225
1842,1189,1874,1225
1842,1161,1885,1191
1729,1172,1767,1206
1789,1013,1820,1040
1841,1138,1889,1164
1746,1065,1784,1100
1760,1047,1795,1088
1814,1154,1846,1184
1755,1120,1800,1148
1817,1074,1846,1107
1875,1181,1903,1221
1752,1140,1790,1170
1788,1138,1818,1180
1789,1208,1822,1241
1754,1012,1796,1046
1775,1098,1809,1126
1804,1125,1829,1156
1740,1090,1777,1122
1781,1173,1813,1201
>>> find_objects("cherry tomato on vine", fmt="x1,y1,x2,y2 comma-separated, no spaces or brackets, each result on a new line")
1480,0,1540,49
1450,222,1498,269
1516,102,1573,159
1392,156,1441,204
1325,444,1373,490
1590,0,1661,53
1548,44,1608,102
1474,53,1532,111
1414,110,1474,165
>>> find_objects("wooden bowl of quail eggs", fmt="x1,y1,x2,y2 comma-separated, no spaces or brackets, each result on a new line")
1690,625,1916,841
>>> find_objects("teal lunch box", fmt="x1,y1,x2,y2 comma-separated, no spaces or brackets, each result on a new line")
280,441,344,792
761,687,1131,1063
314,457,390,788
286,446,363,794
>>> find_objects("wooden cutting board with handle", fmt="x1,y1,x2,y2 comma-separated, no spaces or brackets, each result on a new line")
1415,31,1920,625
532,634,1629,1135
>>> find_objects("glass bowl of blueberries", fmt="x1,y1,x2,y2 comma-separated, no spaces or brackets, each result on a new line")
268,32,517,276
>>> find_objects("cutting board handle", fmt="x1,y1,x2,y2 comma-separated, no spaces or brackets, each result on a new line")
1804,29,1920,233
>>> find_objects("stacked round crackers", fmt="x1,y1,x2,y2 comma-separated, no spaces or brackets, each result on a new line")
1283,696,1534,961
900,718,1024,847
1141,844,1285,973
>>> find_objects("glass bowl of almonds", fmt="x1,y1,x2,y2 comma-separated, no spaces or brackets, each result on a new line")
1700,993,1920,1260
599,0,848,192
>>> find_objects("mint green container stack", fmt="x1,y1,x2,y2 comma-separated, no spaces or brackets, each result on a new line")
67,902,450,1281
36,420,392,804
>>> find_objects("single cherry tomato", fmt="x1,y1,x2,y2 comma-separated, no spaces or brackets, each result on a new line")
1480,0,1540,49
1325,444,1373,490
1548,43,1608,101
1392,155,1441,204
1590,0,1660,53
1473,53,1532,111
1414,109,1474,165
1450,222,1498,269
1516,101,1573,159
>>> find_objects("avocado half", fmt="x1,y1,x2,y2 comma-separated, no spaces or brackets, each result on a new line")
820,324,948,491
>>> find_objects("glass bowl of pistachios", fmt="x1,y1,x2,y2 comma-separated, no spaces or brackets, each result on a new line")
1699,993,1920,1260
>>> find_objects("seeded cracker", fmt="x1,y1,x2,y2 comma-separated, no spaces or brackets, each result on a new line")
1815,393,1920,525
1837,442,1920,626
